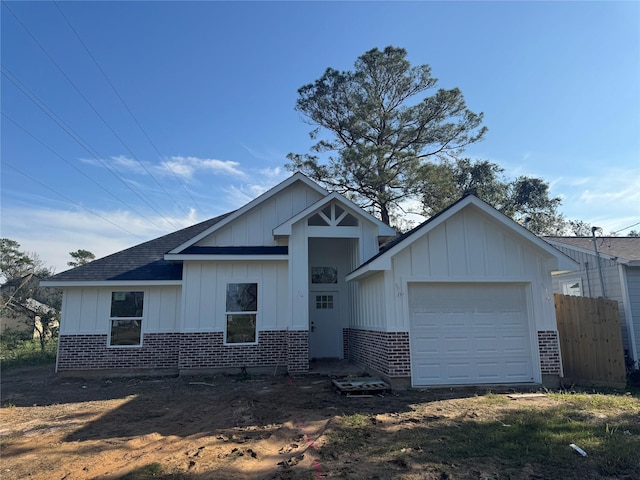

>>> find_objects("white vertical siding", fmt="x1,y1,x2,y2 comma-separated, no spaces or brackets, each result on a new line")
145,286,181,332
60,286,181,335
181,260,290,332
353,205,561,333
352,273,386,330
289,221,309,330
623,266,640,362
197,182,324,247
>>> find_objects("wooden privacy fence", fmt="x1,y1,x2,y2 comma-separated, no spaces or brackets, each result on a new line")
554,294,626,388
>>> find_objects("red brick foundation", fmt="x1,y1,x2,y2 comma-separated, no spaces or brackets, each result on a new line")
538,330,562,375
57,330,309,374
345,328,411,377
57,333,180,371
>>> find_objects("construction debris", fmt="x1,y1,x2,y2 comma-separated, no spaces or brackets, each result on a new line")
332,378,390,396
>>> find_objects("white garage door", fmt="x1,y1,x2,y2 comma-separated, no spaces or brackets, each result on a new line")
409,283,535,386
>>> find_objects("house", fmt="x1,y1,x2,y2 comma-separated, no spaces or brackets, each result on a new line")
545,236,640,367
1,274,59,339
42,173,577,387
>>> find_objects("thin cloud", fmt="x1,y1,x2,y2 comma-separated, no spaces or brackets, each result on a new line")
2,206,205,274
160,156,244,179
220,167,290,208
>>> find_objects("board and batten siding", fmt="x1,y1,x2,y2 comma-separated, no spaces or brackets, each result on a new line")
549,244,631,353
181,261,290,332
59,286,181,335
197,182,324,247
624,267,640,362
351,272,388,331
354,206,560,333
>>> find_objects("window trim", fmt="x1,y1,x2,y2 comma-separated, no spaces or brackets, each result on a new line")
108,290,145,348
224,281,259,345
561,279,583,297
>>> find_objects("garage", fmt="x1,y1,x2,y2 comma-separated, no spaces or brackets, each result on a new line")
409,283,535,386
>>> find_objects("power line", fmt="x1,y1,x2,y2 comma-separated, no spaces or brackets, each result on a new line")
1,66,182,230
3,1,191,217
2,111,165,230
2,161,145,239
53,0,208,218
611,221,640,235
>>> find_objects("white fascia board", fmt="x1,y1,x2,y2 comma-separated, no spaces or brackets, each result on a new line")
345,256,393,281
273,191,396,237
164,254,288,261
39,280,182,287
169,173,328,253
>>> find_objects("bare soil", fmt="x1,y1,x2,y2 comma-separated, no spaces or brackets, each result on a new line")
0,365,631,480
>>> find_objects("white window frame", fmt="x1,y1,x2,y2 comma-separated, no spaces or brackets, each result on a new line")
561,279,583,297
224,282,259,345
108,290,145,348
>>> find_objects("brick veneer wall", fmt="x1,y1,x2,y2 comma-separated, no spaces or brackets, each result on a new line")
538,330,562,375
286,330,309,373
57,330,309,373
57,333,180,371
345,328,411,377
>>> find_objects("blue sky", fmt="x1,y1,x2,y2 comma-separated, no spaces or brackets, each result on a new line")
2,1,639,274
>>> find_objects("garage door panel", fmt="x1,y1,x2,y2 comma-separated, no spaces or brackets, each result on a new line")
410,284,534,386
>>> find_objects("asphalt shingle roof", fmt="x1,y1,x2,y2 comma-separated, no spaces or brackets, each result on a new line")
47,212,233,283
544,237,640,262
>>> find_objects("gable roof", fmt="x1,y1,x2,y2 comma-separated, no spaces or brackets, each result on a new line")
169,172,328,254
272,192,397,237
544,236,640,265
347,195,579,280
41,213,232,286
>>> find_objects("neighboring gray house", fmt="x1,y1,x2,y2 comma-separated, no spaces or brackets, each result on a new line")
545,236,640,367
42,174,577,387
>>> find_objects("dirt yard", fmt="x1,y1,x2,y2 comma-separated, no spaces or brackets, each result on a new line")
1,365,638,480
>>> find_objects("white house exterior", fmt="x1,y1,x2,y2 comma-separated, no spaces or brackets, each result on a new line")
43,174,576,387
346,196,578,387
545,237,640,367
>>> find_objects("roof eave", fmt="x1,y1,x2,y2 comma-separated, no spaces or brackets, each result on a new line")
40,280,183,287
164,254,288,261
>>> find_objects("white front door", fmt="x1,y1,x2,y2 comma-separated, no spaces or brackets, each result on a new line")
309,291,342,358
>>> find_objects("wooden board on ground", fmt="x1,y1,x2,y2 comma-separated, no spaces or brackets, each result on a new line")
332,378,390,396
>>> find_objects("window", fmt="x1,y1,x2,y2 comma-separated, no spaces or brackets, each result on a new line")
311,266,338,284
315,294,334,309
110,291,144,346
562,280,582,297
226,283,257,343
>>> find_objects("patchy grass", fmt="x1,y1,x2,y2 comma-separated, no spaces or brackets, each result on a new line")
0,338,57,370
324,393,640,478
549,391,640,410
3,366,640,480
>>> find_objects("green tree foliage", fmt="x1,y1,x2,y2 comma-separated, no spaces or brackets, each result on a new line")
1,238,61,350
287,46,487,225
567,220,593,237
0,238,36,282
419,158,568,235
67,249,95,267
628,230,639,237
